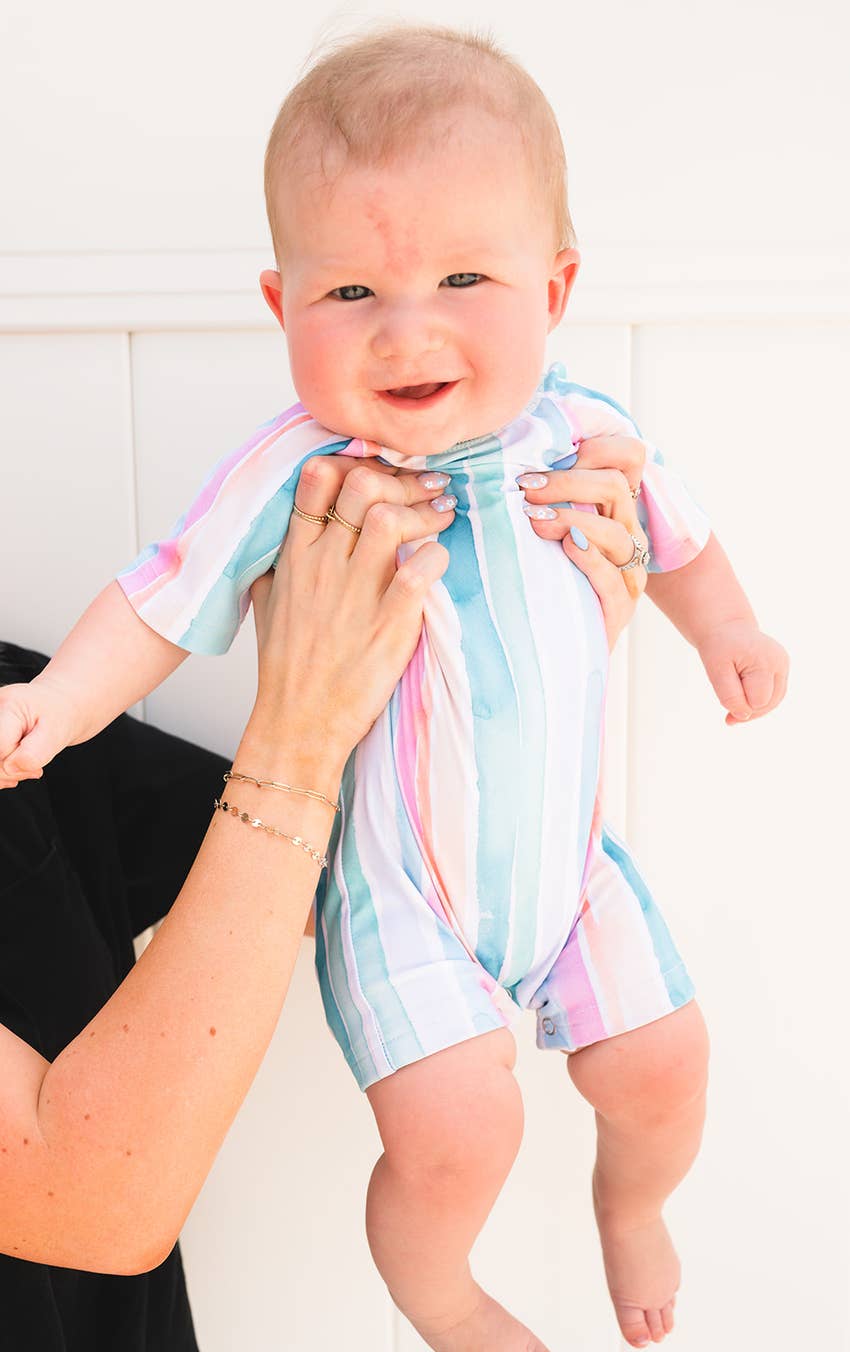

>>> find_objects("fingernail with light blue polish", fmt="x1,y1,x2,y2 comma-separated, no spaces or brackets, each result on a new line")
556,451,579,470
418,472,451,489
516,473,548,489
433,494,457,512
523,504,557,520
570,525,589,549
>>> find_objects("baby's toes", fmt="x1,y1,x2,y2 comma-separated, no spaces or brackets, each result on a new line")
645,1307,666,1342
616,1303,652,1347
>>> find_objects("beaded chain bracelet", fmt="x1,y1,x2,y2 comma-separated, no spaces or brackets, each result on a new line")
212,797,328,868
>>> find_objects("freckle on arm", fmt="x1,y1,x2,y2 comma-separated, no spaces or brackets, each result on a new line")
209,1027,217,1037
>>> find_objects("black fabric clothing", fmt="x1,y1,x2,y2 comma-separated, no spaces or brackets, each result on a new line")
0,641,231,1352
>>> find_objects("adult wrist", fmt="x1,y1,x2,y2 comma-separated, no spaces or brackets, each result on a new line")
235,717,347,803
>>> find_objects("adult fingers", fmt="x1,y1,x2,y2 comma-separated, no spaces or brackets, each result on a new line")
518,465,638,529
326,462,455,558
558,530,641,651
353,498,456,588
523,505,648,601
288,455,453,548
566,433,647,493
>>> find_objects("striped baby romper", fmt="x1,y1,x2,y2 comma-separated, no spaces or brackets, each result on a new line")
117,362,710,1090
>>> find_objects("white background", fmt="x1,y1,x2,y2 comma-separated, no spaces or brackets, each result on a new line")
1,2,848,1349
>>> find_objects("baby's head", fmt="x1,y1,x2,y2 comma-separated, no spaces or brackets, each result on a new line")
260,22,580,457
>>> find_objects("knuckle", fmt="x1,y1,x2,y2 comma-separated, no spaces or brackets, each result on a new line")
299,456,335,490
395,565,425,597
607,468,630,499
345,464,380,500
363,500,398,535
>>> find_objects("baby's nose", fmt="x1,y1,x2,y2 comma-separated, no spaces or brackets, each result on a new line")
370,305,444,362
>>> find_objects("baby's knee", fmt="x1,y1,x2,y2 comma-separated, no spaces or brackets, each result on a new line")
568,1000,710,1123
370,1032,524,1197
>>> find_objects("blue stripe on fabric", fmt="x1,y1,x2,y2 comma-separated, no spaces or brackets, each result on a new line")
333,752,425,1075
439,470,519,979
314,825,355,1072
599,827,693,1006
465,457,547,986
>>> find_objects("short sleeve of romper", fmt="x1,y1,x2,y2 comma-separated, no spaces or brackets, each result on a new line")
540,367,711,574
116,403,356,654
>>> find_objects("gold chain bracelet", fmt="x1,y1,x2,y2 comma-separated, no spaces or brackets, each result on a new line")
224,770,340,814
213,798,328,868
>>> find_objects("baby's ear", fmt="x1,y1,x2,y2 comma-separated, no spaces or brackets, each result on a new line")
547,249,580,332
259,270,285,329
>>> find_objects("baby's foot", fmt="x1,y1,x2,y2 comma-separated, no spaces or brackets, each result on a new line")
593,1183,680,1346
413,1284,550,1352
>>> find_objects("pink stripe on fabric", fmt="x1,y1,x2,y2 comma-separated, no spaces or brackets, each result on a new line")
120,406,314,598
179,407,313,537
555,902,607,1044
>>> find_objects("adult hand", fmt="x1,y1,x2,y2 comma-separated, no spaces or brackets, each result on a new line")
244,454,456,780
516,434,648,651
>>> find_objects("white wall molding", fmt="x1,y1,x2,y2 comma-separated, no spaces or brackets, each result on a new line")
1,247,848,331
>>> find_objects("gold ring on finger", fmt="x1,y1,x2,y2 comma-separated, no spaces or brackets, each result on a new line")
617,534,651,571
630,483,642,500
292,504,330,525
327,503,363,536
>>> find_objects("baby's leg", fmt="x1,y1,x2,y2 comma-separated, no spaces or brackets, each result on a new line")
366,1028,549,1352
567,1000,710,1348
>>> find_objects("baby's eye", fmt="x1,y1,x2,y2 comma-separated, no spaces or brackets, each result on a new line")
442,273,483,288
330,284,373,301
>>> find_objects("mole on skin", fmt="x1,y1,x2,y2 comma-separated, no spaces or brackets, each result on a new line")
209,1028,217,1037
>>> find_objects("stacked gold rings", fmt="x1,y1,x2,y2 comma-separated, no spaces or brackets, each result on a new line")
292,502,362,534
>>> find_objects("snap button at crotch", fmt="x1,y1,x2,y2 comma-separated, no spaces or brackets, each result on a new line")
541,1017,556,1035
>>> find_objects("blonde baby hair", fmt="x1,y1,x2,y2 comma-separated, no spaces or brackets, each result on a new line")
263,19,576,267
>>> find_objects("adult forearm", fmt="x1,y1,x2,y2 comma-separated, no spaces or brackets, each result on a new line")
27,724,340,1273
645,532,757,647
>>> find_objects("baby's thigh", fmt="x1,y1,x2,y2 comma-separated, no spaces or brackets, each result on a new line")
366,1028,523,1185
566,1001,710,1122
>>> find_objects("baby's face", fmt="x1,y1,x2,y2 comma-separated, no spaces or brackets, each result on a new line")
262,109,578,457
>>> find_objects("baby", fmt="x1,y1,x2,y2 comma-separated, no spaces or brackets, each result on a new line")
1,22,787,1352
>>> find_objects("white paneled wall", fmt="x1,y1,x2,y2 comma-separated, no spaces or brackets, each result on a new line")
2,307,846,1351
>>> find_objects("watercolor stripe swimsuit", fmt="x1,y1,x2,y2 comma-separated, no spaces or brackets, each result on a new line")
118,362,710,1089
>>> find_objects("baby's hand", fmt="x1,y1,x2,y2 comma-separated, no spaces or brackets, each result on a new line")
0,678,78,787
697,620,789,725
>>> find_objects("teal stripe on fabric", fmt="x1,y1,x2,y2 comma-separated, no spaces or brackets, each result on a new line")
599,827,693,1006
315,799,363,1073
314,837,355,1072
334,753,425,1073
466,457,547,985
440,472,518,978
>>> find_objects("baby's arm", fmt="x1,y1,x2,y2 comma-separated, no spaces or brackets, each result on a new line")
0,582,186,782
2,401,347,787
542,367,789,723
645,534,789,723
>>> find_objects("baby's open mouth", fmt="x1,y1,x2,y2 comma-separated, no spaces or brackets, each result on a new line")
385,382,447,399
